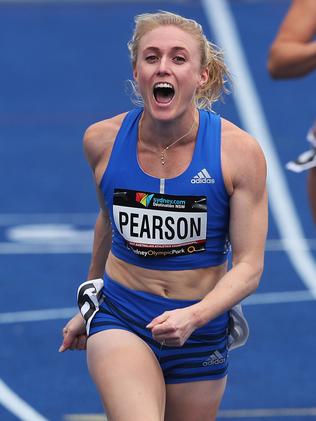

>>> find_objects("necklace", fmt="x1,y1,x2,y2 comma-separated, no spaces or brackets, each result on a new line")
139,113,197,165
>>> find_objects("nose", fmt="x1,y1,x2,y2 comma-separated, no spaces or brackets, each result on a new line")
157,56,170,75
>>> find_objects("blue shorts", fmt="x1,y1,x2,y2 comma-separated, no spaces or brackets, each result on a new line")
89,273,230,384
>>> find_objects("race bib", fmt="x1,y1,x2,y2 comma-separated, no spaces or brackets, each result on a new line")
113,189,207,258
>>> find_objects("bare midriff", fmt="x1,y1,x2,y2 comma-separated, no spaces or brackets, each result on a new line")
105,251,227,300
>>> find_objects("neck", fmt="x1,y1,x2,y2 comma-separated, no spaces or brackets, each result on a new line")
139,110,198,150
138,110,198,166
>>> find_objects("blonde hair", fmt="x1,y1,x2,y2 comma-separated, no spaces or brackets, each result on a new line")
127,11,230,110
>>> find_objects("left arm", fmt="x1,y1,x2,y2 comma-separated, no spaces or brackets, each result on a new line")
193,136,267,326
148,128,267,346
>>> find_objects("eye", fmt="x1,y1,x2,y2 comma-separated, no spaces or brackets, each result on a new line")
173,56,186,64
145,55,158,63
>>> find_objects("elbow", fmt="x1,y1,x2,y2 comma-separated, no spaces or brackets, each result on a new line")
232,256,265,295
241,261,264,295
267,54,283,79
267,46,287,79
249,263,264,292
268,62,280,79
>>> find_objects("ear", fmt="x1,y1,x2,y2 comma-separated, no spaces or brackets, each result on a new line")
199,67,209,88
133,66,138,81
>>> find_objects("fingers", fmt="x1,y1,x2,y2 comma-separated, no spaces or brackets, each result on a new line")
59,324,87,352
155,337,180,347
146,312,169,329
59,313,87,352
148,319,180,346
147,312,179,342
58,344,67,353
151,323,175,335
58,326,68,352
147,309,193,347
58,326,72,352
76,335,88,350
152,327,183,346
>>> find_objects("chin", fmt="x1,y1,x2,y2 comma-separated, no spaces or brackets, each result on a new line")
146,102,176,121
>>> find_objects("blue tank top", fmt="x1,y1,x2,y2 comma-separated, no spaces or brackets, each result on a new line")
100,108,230,270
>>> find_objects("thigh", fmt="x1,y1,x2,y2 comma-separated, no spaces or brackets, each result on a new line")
164,377,227,421
87,329,166,421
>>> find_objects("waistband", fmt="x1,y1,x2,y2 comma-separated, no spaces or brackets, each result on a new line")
102,272,229,332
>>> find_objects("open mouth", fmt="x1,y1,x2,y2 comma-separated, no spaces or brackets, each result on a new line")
153,82,175,104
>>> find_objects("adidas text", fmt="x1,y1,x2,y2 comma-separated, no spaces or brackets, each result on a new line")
191,178,215,184
202,350,225,366
191,168,215,184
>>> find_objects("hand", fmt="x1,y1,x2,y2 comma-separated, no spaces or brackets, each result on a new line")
146,306,200,347
58,313,87,352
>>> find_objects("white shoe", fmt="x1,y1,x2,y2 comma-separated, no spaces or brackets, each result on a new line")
286,148,316,173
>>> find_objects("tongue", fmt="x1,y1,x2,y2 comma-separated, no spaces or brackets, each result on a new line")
155,89,173,104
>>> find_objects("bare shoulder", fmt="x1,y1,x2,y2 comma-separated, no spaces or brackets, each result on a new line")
221,118,266,194
83,112,127,178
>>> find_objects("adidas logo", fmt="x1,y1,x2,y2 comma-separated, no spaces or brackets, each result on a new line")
191,168,215,184
202,350,225,366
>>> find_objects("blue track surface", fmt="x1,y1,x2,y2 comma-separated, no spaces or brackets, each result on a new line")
0,1,315,420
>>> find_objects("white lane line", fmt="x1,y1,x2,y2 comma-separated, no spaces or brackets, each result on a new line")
0,0,177,3
65,415,108,421
0,213,96,226
1,219,316,253
265,238,316,251
0,243,92,254
0,379,48,421
0,307,77,323
201,0,316,298
220,407,316,418
1,238,316,254
244,289,315,305
0,290,314,325
64,407,316,419
218,407,316,418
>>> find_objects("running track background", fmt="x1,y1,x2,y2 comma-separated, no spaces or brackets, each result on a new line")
0,0,315,420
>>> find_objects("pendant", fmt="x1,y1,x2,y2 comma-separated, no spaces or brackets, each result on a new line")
161,151,166,165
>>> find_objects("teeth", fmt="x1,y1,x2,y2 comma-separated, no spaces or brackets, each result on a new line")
154,82,173,89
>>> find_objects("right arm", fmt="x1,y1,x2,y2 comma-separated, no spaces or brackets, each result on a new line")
87,195,112,280
59,120,117,352
58,208,112,352
268,0,316,78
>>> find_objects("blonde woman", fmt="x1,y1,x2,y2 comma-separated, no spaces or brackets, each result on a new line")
60,11,267,421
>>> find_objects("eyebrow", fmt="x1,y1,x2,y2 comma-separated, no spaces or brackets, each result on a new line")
143,46,188,54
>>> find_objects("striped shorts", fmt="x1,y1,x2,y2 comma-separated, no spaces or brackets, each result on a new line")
89,273,229,384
